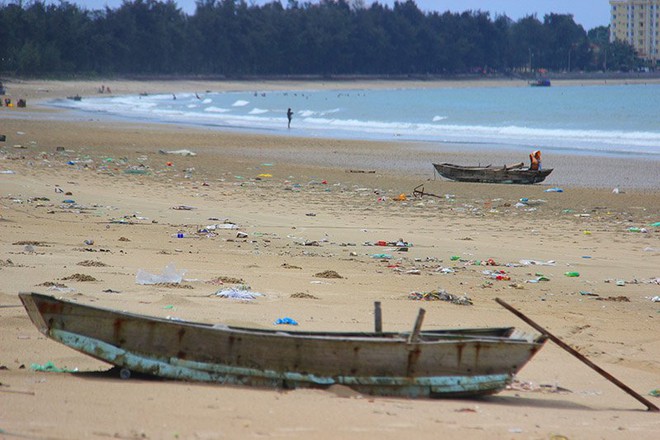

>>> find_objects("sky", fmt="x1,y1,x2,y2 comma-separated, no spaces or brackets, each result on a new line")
60,0,610,31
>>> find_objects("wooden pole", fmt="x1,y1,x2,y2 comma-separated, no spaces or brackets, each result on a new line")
495,298,659,412
407,308,426,344
374,301,382,335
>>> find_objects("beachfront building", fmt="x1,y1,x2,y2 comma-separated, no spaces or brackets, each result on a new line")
610,0,660,63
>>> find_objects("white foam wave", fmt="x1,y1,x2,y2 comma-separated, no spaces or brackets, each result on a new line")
51,89,660,157
204,106,230,113
298,108,341,118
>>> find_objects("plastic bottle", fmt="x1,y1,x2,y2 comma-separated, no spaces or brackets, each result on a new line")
564,272,580,277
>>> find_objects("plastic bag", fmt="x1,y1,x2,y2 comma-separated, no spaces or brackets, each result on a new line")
136,263,185,285
214,287,262,301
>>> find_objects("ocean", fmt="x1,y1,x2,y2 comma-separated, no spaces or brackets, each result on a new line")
52,83,660,158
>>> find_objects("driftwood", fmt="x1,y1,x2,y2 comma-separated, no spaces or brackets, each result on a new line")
413,184,443,199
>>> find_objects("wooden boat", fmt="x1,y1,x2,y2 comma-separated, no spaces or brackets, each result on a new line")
20,292,546,398
433,162,553,184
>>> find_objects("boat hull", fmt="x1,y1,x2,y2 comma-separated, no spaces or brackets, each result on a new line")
20,292,545,398
433,163,553,184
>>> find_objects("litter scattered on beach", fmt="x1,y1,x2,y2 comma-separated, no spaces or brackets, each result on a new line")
408,289,473,305
158,149,197,156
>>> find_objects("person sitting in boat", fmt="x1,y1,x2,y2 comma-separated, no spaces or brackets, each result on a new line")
529,150,541,170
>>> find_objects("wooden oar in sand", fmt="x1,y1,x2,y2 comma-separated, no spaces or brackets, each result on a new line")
495,297,659,412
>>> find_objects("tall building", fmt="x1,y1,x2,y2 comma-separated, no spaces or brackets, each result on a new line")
610,0,660,63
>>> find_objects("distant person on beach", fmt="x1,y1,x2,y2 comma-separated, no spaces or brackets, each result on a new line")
287,108,293,128
529,150,542,170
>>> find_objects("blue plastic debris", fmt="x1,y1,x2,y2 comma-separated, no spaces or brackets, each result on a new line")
274,317,298,326
544,187,564,192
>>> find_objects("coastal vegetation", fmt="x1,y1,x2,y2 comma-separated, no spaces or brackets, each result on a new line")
0,0,641,77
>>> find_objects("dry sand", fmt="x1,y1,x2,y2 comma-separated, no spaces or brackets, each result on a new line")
0,79,659,439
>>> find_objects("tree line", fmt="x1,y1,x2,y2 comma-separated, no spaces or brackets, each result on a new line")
0,0,642,77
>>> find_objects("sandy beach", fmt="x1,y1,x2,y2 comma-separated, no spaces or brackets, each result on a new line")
1,79,659,439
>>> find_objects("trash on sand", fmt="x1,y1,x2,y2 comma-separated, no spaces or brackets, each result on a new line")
274,317,298,325
136,263,185,285
203,223,238,230
520,259,556,266
579,291,599,297
518,198,546,206
372,253,392,259
436,267,455,274
526,276,550,283
544,187,564,192
652,296,660,302
214,287,262,301
31,361,78,373
158,149,197,156
564,272,580,277
408,290,472,305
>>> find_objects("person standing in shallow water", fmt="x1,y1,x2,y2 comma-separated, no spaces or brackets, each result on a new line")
287,108,293,128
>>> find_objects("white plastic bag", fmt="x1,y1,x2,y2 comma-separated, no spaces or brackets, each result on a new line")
136,263,185,285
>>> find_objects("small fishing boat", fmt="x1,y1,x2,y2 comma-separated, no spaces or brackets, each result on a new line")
530,78,551,87
433,162,553,184
20,292,546,398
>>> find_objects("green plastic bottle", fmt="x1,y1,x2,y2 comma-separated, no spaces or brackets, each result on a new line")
565,272,580,277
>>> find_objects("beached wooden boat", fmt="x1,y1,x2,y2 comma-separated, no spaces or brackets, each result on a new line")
20,292,546,398
433,162,553,184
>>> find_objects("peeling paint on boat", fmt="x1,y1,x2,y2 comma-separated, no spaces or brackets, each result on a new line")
53,329,512,397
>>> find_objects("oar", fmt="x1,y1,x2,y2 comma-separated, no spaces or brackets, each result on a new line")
496,298,659,412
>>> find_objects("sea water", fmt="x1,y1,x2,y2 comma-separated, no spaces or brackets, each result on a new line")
51,83,660,158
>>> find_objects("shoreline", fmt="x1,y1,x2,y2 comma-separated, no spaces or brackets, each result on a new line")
2,110,659,191
4,76,660,102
